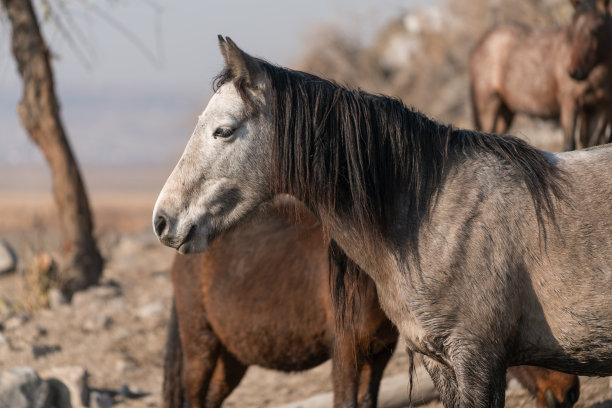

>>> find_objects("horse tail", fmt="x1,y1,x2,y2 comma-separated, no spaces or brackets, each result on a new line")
163,299,185,408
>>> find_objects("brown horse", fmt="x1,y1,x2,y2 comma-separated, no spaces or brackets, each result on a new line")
162,199,579,408
470,0,612,150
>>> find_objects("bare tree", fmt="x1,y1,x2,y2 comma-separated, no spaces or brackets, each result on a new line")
1,0,103,297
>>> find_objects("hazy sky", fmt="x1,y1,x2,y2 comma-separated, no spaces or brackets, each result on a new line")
0,0,426,166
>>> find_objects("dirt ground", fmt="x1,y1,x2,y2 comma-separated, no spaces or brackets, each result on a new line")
0,165,610,408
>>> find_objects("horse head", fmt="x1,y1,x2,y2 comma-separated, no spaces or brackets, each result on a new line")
568,0,612,80
153,37,273,253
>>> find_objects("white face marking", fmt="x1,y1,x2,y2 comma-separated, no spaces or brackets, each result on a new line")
153,82,273,253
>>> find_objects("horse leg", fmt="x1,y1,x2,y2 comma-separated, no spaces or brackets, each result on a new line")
204,348,248,408
163,300,186,408
332,335,362,408
451,346,507,408
356,341,397,408
496,103,514,134
474,93,503,133
577,110,590,149
180,320,221,407
598,111,611,145
588,110,609,147
422,356,460,407
560,103,578,151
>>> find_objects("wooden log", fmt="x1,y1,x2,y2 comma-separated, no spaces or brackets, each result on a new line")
273,366,438,408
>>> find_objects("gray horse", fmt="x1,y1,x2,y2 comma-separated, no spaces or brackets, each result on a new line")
154,37,612,407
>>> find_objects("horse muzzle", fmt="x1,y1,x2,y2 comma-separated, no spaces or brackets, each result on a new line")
153,210,208,253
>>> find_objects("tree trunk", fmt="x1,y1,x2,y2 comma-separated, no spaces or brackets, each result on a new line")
2,0,103,297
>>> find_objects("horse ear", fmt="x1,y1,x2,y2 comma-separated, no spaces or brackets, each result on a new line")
217,35,263,88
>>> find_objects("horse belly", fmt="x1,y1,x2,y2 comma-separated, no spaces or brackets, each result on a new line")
497,31,561,117
500,70,560,118
205,286,332,372
215,320,331,372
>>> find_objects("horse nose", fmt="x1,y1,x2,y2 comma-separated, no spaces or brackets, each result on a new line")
154,213,169,238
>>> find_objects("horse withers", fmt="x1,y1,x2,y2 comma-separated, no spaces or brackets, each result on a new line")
470,0,612,150
163,198,579,408
154,37,612,407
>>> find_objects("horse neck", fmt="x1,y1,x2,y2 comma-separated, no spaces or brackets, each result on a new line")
319,210,392,273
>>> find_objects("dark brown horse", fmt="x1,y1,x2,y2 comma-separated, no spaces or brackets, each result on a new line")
470,0,612,150
163,199,579,408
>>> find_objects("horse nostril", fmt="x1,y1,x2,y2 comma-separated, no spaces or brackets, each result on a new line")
184,224,196,243
154,214,168,237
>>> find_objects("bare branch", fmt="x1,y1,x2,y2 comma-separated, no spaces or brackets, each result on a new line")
88,1,163,68
41,0,93,69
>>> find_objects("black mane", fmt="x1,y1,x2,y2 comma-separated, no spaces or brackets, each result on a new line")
215,62,565,256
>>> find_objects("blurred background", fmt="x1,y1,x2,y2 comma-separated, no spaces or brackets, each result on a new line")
2,0,610,407
0,0,571,235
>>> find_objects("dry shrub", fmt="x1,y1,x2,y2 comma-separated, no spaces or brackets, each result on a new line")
295,0,572,129
22,252,58,314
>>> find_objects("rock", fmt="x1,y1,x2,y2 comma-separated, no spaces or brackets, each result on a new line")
47,288,68,309
137,301,164,319
0,333,8,348
90,391,113,408
4,314,29,330
0,334,9,360
118,384,144,398
31,344,61,359
114,358,138,374
82,314,113,332
0,366,50,408
71,284,121,309
0,240,17,275
41,366,89,408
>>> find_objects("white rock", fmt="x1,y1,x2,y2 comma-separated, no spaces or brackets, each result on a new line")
4,314,28,330
47,288,68,310
0,366,50,408
0,333,8,348
137,301,164,319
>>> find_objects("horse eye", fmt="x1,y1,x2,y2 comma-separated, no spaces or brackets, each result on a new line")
213,127,235,139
